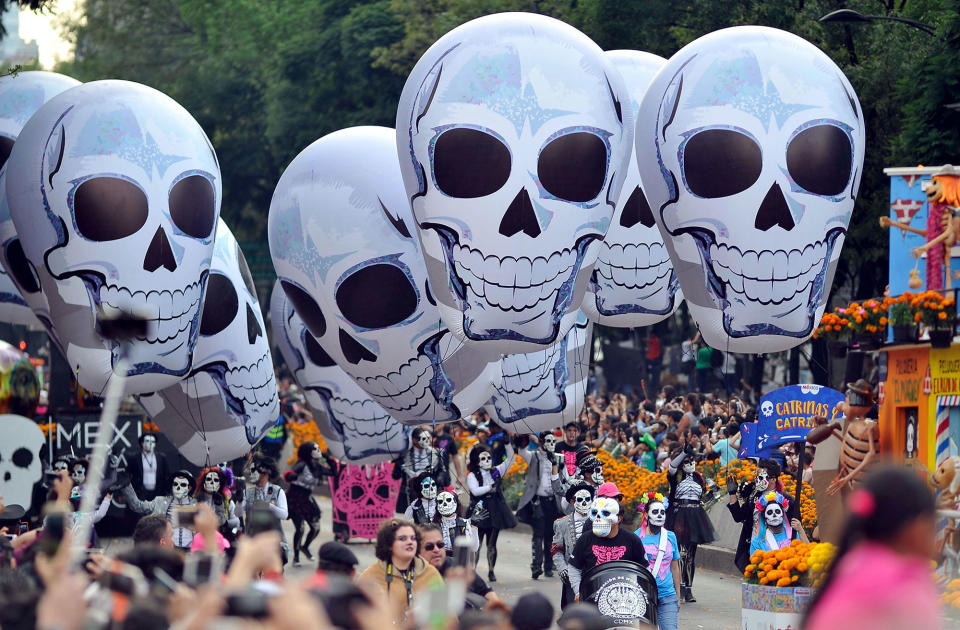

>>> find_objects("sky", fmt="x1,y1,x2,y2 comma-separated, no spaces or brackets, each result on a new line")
18,0,79,69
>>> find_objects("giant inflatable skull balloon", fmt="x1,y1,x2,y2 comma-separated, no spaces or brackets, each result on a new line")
396,13,633,354
636,27,864,352
583,51,682,328
486,311,592,434
269,281,410,464
137,220,278,465
6,80,221,393
0,72,80,329
269,126,497,425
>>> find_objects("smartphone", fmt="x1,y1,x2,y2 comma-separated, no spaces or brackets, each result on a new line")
19,522,28,535
310,576,370,630
39,507,67,556
172,506,198,529
246,504,281,536
453,535,473,569
225,591,271,619
183,552,221,587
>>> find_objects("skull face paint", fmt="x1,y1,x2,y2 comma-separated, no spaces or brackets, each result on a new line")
647,501,667,528
420,477,437,500
682,461,696,475
590,467,604,485
542,434,556,453
71,463,87,486
573,489,593,516
171,476,191,499
312,443,322,460
203,471,220,494
584,50,683,327
418,432,432,450
590,497,620,536
478,451,492,471
52,459,69,473
437,490,457,517
397,13,633,354
755,469,770,493
246,468,260,485
764,503,784,528
7,80,222,394
141,435,156,454
635,27,864,352
268,127,497,425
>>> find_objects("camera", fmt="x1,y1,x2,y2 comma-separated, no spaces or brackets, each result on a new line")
183,552,221,587
247,504,281,537
225,590,271,619
172,506,198,529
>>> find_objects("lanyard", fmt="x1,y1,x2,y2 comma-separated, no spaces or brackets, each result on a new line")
386,563,414,606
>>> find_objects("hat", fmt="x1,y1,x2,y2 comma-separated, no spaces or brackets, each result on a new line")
639,433,656,450
596,482,621,498
845,379,875,406
318,541,359,567
565,482,595,504
510,592,554,630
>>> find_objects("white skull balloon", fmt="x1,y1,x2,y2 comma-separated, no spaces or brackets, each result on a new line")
590,497,619,536
268,126,497,425
6,80,222,393
269,281,411,464
584,51,681,327
203,471,220,494
635,27,864,352
138,220,279,465
486,311,592,434
437,490,457,517
396,13,634,354
0,414,44,509
764,503,784,528
0,72,80,329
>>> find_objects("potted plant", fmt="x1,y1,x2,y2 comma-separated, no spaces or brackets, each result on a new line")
887,293,917,343
845,299,886,349
910,291,956,348
813,310,849,356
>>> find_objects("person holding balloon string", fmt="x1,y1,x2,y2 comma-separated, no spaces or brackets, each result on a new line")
749,491,808,556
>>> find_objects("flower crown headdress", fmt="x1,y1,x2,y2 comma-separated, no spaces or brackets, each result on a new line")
755,490,789,513
639,491,669,511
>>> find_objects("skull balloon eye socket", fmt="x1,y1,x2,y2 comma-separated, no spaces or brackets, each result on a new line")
786,124,852,197
538,132,608,203
304,332,336,367
336,264,417,329
199,272,238,336
0,136,13,169
433,128,511,198
5,239,40,294
73,176,148,241
169,175,216,239
281,280,326,338
683,129,762,199
12,447,32,468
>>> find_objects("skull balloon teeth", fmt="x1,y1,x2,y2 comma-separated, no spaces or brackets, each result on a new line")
312,386,408,460
592,241,679,315
98,279,204,344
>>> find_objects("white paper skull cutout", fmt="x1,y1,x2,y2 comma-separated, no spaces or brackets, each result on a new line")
269,126,497,425
573,488,593,516
763,502,784,528
485,311,592,434
478,451,492,470
420,476,437,500
0,414,44,509
203,471,220,494
138,220,278,465
171,475,191,500
590,496,619,536
647,501,667,528
0,72,80,329
7,80,222,394
755,469,769,492
437,490,457,517
635,27,864,353
761,400,774,417
584,50,682,328
269,280,411,464
542,433,556,452
396,13,634,354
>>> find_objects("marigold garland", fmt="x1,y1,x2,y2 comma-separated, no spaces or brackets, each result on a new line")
286,418,327,466
744,540,835,587
942,578,960,610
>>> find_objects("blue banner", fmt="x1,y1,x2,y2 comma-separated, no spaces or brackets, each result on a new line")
737,422,771,459
757,384,845,451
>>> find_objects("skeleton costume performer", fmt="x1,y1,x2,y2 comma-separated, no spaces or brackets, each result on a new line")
552,483,595,609
240,456,288,559
123,470,197,551
518,433,564,579
403,471,438,525
285,440,331,564
635,493,681,630
128,432,169,501
467,443,517,582
194,466,239,539
667,449,714,603
727,459,796,572
435,489,479,556
749,492,801,555
397,428,448,514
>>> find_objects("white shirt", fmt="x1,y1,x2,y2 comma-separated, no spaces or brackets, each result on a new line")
141,453,157,491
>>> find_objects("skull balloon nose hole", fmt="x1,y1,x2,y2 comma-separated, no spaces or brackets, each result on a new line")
619,186,656,229
339,328,376,364
754,183,795,232
144,226,177,272
246,303,262,344
499,189,541,238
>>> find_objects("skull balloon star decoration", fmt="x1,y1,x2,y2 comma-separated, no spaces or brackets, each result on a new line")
590,496,620,537
396,13,634,354
635,27,864,353
437,491,458,517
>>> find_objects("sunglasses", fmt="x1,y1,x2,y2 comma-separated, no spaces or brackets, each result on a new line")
423,541,446,551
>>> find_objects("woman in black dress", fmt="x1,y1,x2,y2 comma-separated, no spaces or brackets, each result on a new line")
284,441,331,565
466,443,516,582
666,446,715,603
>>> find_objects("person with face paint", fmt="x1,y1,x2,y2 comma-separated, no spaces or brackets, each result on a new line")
434,488,478,555
552,483,596,609
666,446,714,602
518,432,565,579
403,471,439,525
397,428,449,515
566,485,648,599
122,470,197,551
127,432,170,501
749,491,808,556
466,442,516,582
635,492,681,630
726,458,796,572
285,440,332,565
194,466,240,542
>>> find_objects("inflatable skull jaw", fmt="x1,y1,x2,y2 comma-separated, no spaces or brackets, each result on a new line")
269,128,495,425
590,497,620,537
585,50,681,328
13,81,221,391
398,13,633,355
0,414,44,509
637,28,864,353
